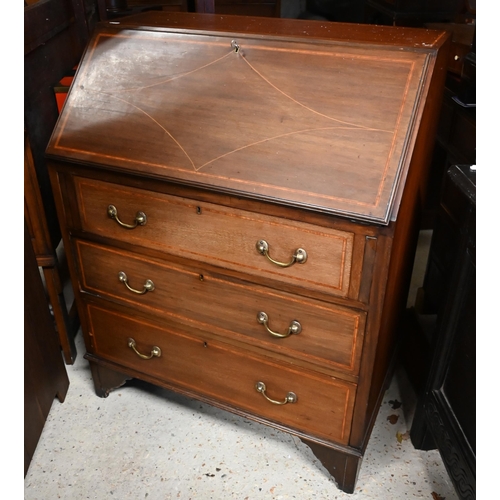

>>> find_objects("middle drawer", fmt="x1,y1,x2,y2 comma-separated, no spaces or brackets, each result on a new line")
75,239,365,377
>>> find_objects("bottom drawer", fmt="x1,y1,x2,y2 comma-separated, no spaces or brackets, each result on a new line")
86,302,356,444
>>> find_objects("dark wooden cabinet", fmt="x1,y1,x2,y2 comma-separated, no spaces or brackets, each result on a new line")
25,220,70,477
410,164,476,499
25,130,79,364
195,0,280,16
421,21,475,227
24,0,100,363
46,13,448,493
364,0,460,26
97,0,188,20
25,0,98,250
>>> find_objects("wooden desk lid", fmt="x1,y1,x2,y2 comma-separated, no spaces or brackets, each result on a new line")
46,13,447,224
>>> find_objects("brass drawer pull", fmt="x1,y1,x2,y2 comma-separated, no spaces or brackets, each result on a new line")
118,271,155,294
128,338,161,359
255,381,297,405
257,311,301,338
256,240,307,268
108,204,147,229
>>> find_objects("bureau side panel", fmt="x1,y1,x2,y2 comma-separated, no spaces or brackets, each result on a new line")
74,238,366,377
348,41,450,449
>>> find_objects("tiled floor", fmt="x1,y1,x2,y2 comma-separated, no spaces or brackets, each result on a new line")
25,231,459,499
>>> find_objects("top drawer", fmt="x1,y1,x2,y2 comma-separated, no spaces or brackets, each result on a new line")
73,176,355,297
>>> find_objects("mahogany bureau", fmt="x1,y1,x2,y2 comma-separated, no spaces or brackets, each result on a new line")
46,12,449,493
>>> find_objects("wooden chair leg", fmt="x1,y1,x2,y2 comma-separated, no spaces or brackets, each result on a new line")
42,266,77,364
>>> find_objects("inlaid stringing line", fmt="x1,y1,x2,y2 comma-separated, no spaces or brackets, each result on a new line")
112,50,234,93
93,45,392,175
197,125,387,171
373,60,417,207
58,38,411,212
238,50,392,133
89,90,196,170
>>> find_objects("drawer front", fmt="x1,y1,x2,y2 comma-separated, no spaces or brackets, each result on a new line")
76,239,365,375
74,176,355,297
85,303,356,444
